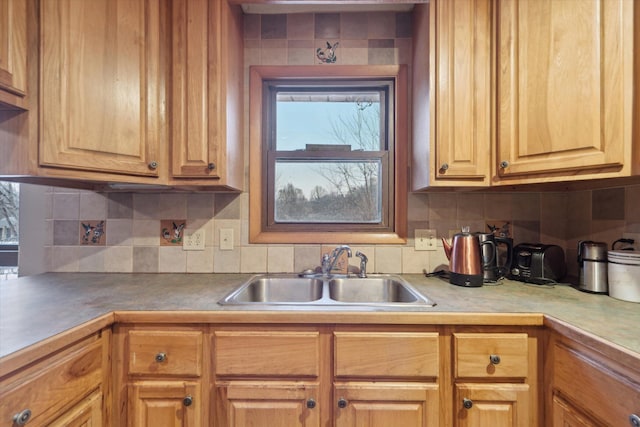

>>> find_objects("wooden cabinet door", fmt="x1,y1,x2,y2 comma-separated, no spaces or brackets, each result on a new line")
216,381,321,427
455,383,529,427
334,382,439,427
49,390,102,427
552,394,602,427
496,0,633,180
128,381,200,427
430,0,491,186
0,0,27,108
171,0,243,188
39,0,162,177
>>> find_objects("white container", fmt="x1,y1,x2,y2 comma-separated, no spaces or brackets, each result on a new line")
607,250,640,303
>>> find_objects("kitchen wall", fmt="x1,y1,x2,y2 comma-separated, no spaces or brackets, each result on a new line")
33,11,640,278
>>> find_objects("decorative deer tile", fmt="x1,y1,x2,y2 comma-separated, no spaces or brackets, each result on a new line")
79,220,106,245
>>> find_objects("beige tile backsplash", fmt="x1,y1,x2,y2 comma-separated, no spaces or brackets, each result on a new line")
44,185,640,276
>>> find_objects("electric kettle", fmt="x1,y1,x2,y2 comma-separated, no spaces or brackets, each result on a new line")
442,227,493,287
475,232,514,282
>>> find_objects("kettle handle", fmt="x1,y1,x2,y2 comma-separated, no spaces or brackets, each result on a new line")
495,237,514,278
480,240,496,269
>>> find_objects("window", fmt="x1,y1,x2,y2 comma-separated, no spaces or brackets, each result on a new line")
249,66,408,244
0,181,19,279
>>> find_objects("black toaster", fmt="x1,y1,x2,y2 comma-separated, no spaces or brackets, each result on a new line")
510,243,567,283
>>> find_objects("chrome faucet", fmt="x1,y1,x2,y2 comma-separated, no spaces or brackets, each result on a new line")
321,245,352,276
355,251,368,278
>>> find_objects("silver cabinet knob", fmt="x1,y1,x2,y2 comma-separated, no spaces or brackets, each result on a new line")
13,409,32,426
155,352,167,362
630,414,640,427
440,163,449,171
337,398,348,409
463,398,473,409
489,354,501,365
306,398,316,409
207,162,216,170
499,160,509,169
148,161,158,169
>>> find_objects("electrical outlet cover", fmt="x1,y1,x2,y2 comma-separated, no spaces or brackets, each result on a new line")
220,228,234,251
415,229,438,251
183,229,205,251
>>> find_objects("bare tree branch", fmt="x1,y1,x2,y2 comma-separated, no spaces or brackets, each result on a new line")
0,182,19,240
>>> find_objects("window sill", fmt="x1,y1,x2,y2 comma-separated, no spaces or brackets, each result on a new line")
249,229,407,245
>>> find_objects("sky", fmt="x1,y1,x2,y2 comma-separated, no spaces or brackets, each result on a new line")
275,101,380,198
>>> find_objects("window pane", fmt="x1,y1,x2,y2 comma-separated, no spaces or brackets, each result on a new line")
274,160,382,223
276,92,382,152
0,181,19,280
0,182,19,244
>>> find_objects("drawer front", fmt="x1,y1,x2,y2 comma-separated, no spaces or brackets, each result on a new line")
334,332,439,378
215,331,320,377
454,333,529,379
0,340,103,427
128,330,203,377
554,342,640,425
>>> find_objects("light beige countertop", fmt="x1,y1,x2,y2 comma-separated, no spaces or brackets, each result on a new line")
1,272,639,361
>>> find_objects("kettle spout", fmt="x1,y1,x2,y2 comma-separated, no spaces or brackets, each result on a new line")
442,238,452,260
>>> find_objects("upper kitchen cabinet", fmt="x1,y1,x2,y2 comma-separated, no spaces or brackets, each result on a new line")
412,0,492,190
495,0,638,184
413,0,640,190
0,0,28,109
170,0,244,189
38,0,164,180
0,0,244,189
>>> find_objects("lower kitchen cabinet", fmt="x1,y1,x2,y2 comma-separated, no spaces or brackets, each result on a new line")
128,381,200,427
452,331,537,426
9,310,640,427
0,330,108,427
334,382,439,427
213,329,324,426
333,330,440,426
551,394,600,427
454,383,529,426
215,381,320,426
114,325,207,427
548,332,640,426
49,390,103,427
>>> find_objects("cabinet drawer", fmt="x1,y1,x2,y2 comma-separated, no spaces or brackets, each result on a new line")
214,331,320,377
128,330,203,377
454,333,528,379
0,339,103,427
553,342,640,426
334,332,439,378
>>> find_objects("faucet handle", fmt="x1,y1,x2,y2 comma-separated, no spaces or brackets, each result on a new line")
321,253,331,275
355,251,368,278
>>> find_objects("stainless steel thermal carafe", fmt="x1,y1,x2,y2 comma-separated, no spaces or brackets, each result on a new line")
577,241,608,294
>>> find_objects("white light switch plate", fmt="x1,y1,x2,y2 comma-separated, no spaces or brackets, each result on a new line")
220,228,234,251
415,229,437,251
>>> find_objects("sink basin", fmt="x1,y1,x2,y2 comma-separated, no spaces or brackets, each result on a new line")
218,274,435,307
219,276,323,304
329,277,424,303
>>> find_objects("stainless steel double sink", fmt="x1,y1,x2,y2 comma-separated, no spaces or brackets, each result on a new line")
218,274,436,307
